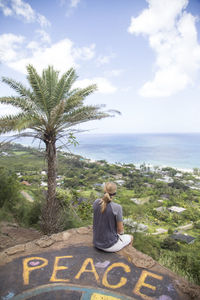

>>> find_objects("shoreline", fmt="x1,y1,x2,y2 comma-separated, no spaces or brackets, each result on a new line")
73,151,195,173
0,136,198,173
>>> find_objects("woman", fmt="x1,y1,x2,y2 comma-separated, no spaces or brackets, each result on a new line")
93,182,133,252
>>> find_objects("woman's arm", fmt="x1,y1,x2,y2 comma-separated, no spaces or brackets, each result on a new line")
117,221,124,234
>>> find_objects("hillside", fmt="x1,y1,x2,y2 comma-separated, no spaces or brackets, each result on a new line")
0,143,200,286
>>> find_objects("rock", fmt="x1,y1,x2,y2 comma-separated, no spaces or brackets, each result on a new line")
51,232,64,242
35,237,54,248
25,241,37,251
5,244,25,256
66,228,77,235
76,226,92,235
8,223,18,228
121,246,155,269
0,252,8,265
175,280,200,300
62,232,71,241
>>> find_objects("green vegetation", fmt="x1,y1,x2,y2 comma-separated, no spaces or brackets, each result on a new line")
0,143,200,285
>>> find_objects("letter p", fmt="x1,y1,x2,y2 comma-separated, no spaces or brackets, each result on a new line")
23,257,48,285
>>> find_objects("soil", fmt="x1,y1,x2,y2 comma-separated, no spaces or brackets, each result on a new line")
0,221,43,251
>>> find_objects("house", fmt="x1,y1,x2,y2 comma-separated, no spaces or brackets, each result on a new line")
115,180,125,186
21,181,31,186
130,198,141,205
144,183,153,188
113,174,123,180
157,199,164,203
1,152,9,156
177,223,193,231
161,194,170,199
188,180,194,185
175,172,183,178
154,207,166,213
190,186,200,190
93,183,103,188
156,176,173,184
89,159,96,163
41,171,47,176
41,181,47,187
123,219,148,233
168,206,186,213
170,234,196,244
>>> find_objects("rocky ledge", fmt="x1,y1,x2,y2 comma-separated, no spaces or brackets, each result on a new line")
0,226,199,300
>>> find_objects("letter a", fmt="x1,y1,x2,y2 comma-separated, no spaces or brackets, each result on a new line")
75,258,100,283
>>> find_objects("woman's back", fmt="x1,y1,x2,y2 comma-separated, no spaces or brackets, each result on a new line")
93,199,122,249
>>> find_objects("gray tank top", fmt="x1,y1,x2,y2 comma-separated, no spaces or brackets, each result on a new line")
93,199,123,249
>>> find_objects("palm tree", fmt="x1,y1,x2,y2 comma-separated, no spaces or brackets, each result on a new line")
0,65,118,233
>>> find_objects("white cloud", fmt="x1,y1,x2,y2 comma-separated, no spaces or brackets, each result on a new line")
73,44,96,60
0,33,114,95
0,33,25,62
128,0,200,97
96,53,115,66
105,69,124,77
0,0,50,27
37,14,50,27
25,30,51,52
36,30,51,44
0,2,12,16
60,0,81,16
74,77,117,94
70,0,81,8
1,37,95,75
8,39,77,74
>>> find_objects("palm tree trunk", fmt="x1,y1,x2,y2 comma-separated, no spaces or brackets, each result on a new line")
47,141,57,208
41,140,61,234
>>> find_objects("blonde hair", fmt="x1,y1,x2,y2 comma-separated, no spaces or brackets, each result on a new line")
100,182,117,213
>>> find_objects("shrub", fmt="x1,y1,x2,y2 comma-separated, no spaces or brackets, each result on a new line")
161,237,180,252
168,228,173,234
0,167,21,211
133,233,161,260
194,220,200,229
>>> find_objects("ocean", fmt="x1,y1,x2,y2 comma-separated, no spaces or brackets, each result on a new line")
1,133,200,170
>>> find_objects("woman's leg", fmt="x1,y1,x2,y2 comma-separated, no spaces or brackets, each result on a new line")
101,234,132,252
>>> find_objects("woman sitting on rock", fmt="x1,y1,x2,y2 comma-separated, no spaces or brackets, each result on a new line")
93,182,133,252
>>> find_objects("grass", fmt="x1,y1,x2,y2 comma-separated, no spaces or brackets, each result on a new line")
12,151,28,155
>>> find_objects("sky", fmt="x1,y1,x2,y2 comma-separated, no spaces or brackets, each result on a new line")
0,0,200,134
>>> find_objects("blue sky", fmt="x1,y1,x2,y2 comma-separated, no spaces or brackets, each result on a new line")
0,0,200,134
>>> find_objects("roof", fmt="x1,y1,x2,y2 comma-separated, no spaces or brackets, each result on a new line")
168,206,186,213
21,181,31,186
170,234,196,244
155,207,166,212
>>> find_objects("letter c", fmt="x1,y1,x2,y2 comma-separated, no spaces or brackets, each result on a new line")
102,262,131,289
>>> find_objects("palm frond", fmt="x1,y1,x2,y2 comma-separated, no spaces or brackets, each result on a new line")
0,112,32,133
2,77,33,99
63,84,98,113
0,96,36,112
42,66,59,109
56,105,110,132
52,68,77,106
26,64,49,115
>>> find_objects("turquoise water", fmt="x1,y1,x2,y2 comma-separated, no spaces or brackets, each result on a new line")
1,133,200,169
72,133,200,169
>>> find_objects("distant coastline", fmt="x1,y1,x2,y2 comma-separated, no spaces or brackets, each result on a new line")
1,133,200,170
